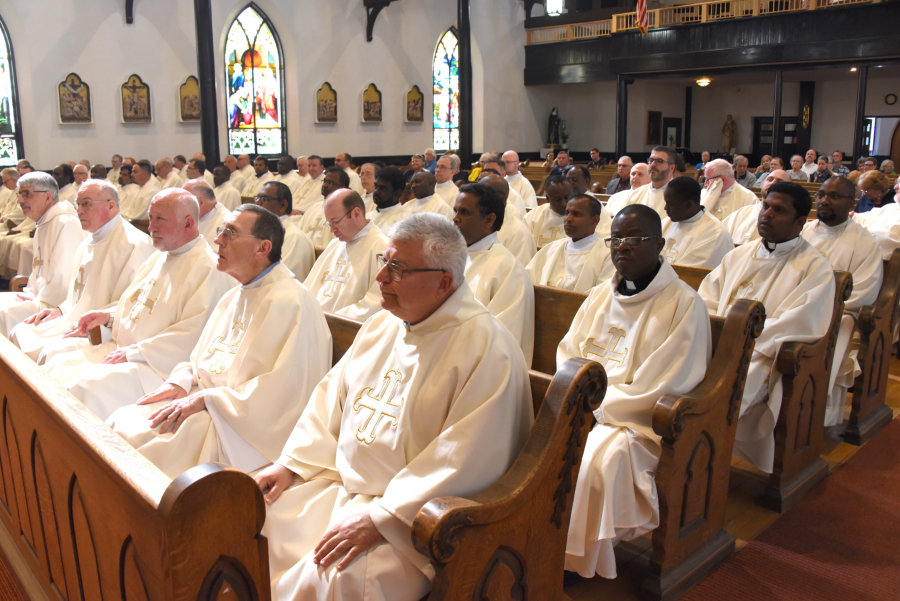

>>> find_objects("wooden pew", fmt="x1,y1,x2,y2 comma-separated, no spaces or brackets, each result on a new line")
0,335,272,601
532,286,588,375
9,275,26,292
844,248,900,445
130,219,149,234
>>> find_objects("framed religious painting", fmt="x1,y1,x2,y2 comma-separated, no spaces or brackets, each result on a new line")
362,83,382,123
121,74,151,123
178,75,200,122
315,82,337,123
646,111,662,145
405,85,424,123
58,73,92,124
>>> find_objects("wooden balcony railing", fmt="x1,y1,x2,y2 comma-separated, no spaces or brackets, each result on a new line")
526,0,878,44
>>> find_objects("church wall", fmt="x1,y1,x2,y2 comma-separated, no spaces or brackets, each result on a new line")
624,79,687,153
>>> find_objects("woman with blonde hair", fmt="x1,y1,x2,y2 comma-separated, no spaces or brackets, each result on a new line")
856,170,894,213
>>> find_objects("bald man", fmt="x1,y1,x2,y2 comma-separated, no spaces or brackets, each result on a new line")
700,158,759,221
237,154,255,181
223,154,247,193
606,163,650,216
721,169,792,245
502,150,537,209
39,188,236,421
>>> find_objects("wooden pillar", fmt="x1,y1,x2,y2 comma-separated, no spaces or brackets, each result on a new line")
853,67,869,162
194,0,220,167
796,81,815,155
772,70,783,159
684,86,693,150
616,76,630,157
457,0,473,169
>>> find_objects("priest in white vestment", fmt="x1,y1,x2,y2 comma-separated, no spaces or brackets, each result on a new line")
304,190,388,320
293,157,314,203
254,181,316,280
721,170,791,245
558,204,711,579
525,175,570,248
407,171,453,219
367,167,412,232
223,155,247,193
503,150,538,209
238,155,255,182
433,155,460,206
156,158,184,190
358,163,377,213
0,172,85,336
297,167,348,249
108,205,332,479
336,152,366,197
454,182,535,365
184,180,230,252
243,157,275,199
0,168,23,230
10,180,153,360
699,159,758,222
698,181,835,471
107,155,122,187
274,155,305,199
39,189,236,421
660,176,733,269
254,213,533,601
852,179,900,259
567,165,613,238
52,164,77,206
801,177,882,426
212,166,242,210
121,161,161,221
117,166,139,217
295,156,326,213
605,147,676,218
479,174,536,266
527,194,615,292
605,163,650,216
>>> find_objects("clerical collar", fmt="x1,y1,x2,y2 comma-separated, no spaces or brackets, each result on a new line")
91,214,122,243
566,233,598,253
278,214,289,223
59,183,73,194
468,232,498,253
757,236,800,258
617,258,662,296
168,235,200,257
506,172,521,181
815,219,849,234
415,194,434,206
257,171,270,179
215,182,230,191
244,260,280,289
435,180,454,189
199,205,219,222
351,221,372,243
681,208,705,224
377,203,400,213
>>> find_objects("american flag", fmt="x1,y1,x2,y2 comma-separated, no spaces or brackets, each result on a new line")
636,0,649,34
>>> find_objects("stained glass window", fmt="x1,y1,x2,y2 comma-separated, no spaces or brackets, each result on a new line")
225,4,286,157
433,29,459,152
0,16,21,167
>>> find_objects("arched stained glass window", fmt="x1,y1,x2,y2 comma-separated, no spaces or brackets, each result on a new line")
432,29,459,152
0,16,22,166
225,5,286,157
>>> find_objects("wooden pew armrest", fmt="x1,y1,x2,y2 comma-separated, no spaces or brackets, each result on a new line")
9,275,27,292
775,340,813,376
858,249,900,336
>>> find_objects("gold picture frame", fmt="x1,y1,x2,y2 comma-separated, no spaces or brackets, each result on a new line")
58,73,92,124
179,76,200,122
316,82,337,123
121,74,151,123
405,85,424,123
362,83,382,123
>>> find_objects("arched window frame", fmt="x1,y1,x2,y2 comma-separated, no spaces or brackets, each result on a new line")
224,3,287,158
432,28,460,153
0,14,23,165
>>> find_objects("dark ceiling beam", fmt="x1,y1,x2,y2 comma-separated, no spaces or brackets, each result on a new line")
364,0,399,42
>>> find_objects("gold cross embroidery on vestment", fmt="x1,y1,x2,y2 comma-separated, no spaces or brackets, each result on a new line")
352,370,404,444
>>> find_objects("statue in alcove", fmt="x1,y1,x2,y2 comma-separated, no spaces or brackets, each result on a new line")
548,107,561,146
721,114,737,154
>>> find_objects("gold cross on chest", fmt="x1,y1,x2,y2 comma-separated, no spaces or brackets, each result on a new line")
352,370,404,444
72,267,86,302
726,281,754,312
538,226,561,247
662,238,678,261
321,259,350,297
32,249,43,273
208,322,244,374
127,278,157,323
582,327,628,368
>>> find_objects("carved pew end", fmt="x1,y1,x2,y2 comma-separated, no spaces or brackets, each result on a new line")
640,529,734,601
758,457,828,513
842,405,893,447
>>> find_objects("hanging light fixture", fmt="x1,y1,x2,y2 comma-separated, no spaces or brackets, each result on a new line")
696,78,711,87
546,0,564,16
850,67,858,72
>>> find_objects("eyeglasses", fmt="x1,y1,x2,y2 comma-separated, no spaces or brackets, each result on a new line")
254,194,278,203
376,254,446,282
16,190,49,200
815,191,855,202
604,236,659,249
215,226,260,243
326,209,355,229
648,158,671,166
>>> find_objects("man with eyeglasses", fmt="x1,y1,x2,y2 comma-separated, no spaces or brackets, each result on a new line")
108,204,331,480
612,146,677,218
502,150,538,210
558,203,711,581
274,154,304,200
453,183,534,365
255,212,532,601
212,165,241,211
0,172,85,337
800,177,883,427
605,156,633,195
526,193,614,293
10,179,154,360
721,169,792,246
479,173,536,266
184,179,230,252
699,158,758,221
73,164,89,193
525,174,570,248
367,166,411,233
39,188,235,422
297,166,349,249
242,156,274,199
433,154,461,207
254,181,315,280
699,181,835,472
303,188,387,320
407,170,453,219
660,176,733,269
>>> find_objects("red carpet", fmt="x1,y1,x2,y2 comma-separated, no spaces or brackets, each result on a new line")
682,418,900,601
0,546,28,601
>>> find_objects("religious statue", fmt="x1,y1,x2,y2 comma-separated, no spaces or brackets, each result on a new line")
548,107,561,146
721,114,736,154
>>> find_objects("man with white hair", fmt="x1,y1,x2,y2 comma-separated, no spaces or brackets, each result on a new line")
605,156,633,195
184,179,230,252
721,169,791,245
606,163,650,216
255,181,316,280
108,204,332,479
73,164,90,193
732,155,757,188
155,158,184,190
0,168,22,230
255,212,533,601
304,189,387,320
107,154,123,186
335,152,365,196
0,172,85,337
700,158,758,221
293,156,313,201
502,150,537,209
433,154,461,206
358,163,377,212
38,188,236,421
223,154,247,193
852,178,900,260
609,146,676,218
424,147,437,173
11,180,154,360
788,155,807,180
